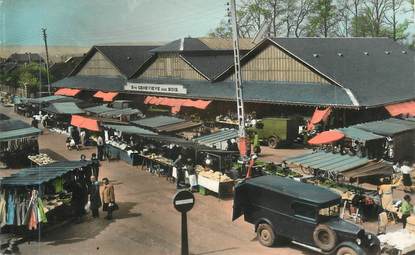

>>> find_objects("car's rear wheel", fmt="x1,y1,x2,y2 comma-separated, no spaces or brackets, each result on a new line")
313,224,337,251
268,136,279,149
257,223,275,247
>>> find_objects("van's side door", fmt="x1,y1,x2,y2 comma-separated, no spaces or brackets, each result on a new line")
289,202,318,246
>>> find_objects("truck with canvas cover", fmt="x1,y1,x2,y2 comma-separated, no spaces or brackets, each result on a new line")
246,117,300,148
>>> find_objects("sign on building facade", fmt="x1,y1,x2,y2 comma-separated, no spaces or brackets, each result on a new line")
125,82,187,94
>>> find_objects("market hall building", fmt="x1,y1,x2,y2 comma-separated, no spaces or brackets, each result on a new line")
52,37,415,127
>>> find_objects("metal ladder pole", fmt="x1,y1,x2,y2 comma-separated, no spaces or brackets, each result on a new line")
230,0,246,139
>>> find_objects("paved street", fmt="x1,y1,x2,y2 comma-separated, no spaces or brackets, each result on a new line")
1,105,313,255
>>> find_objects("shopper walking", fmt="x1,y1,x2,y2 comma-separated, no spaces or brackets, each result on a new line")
80,129,86,146
101,178,116,220
89,176,102,218
401,161,413,193
97,135,105,161
91,153,100,179
400,195,413,228
31,117,38,128
72,128,81,151
173,154,184,189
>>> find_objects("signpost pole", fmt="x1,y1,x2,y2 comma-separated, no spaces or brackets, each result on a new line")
181,212,188,255
173,190,194,255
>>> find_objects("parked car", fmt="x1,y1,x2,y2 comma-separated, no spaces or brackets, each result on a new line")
232,176,380,255
246,117,300,148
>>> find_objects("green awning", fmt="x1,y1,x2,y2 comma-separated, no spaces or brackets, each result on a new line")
285,151,369,173
0,161,92,186
0,127,42,141
43,102,85,115
353,118,415,136
338,127,384,142
103,124,157,136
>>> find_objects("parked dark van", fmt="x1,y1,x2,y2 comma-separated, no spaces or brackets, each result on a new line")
233,176,380,255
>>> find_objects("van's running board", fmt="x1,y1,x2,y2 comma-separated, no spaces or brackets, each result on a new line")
292,241,323,253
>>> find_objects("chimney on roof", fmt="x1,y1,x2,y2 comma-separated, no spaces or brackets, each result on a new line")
127,56,132,60
363,51,369,56
384,51,390,55
337,52,343,57
402,50,407,54
179,38,184,51
313,54,319,58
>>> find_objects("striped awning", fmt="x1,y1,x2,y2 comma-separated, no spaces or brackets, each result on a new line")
285,151,369,173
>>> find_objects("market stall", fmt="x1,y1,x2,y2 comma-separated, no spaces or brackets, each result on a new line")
85,105,144,123
352,118,415,161
103,124,157,165
285,151,393,182
0,119,41,168
0,160,93,233
196,166,234,198
130,116,186,131
193,129,238,150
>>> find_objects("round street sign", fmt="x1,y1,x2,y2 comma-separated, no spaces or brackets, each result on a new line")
173,190,195,213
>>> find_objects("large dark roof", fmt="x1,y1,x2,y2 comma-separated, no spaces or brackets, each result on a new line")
52,76,125,91
180,52,235,80
217,37,415,108
151,37,255,53
50,56,84,81
269,37,415,107
70,45,157,78
128,78,353,107
243,176,341,205
151,38,210,53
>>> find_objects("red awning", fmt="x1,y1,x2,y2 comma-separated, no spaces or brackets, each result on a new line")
93,91,119,102
385,101,415,117
308,130,345,145
307,107,332,131
144,96,211,113
71,115,100,132
54,88,81,97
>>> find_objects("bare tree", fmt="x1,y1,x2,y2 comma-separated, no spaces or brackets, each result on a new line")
294,0,314,37
363,0,389,36
384,0,408,40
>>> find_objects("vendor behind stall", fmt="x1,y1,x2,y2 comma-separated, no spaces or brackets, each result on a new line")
401,161,413,193
174,154,185,189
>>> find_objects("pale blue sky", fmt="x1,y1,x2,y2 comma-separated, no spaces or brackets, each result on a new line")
0,0,227,46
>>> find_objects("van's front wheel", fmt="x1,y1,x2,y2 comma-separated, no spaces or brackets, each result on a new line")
257,223,275,247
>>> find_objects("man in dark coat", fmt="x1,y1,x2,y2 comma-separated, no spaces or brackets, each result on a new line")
91,153,100,179
89,176,102,218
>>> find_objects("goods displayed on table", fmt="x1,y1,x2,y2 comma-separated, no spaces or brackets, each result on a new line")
107,140,129,151
379,228,415,254
146,154,173,166
42,193,72,213
28,153,56,166
198,168,232,182
196,165,234,198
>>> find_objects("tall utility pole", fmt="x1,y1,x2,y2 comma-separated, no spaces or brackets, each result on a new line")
41,28,51,95
229,0,249,174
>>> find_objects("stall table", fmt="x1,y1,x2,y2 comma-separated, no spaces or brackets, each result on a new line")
104,144,140,166
197,175,234,199
139,154,173,177
379,229,415,254
28,153,56,166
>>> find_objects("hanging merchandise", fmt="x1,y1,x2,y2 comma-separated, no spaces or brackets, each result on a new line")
6,191,15,225
0,191,6,227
